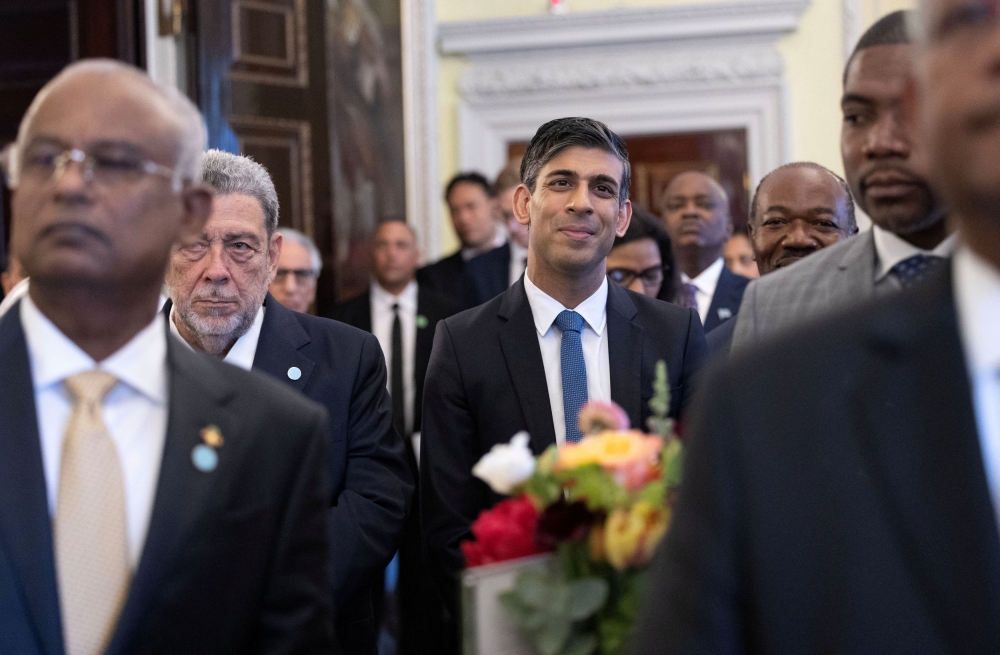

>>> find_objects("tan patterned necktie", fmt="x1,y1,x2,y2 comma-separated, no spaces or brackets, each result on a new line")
55,370,130,655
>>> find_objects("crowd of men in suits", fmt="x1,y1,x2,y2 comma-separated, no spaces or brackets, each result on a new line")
1,2,998,654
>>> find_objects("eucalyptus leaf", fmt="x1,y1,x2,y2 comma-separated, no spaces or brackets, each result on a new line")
536,617,572,655
566,578,609,620
516,570,552,610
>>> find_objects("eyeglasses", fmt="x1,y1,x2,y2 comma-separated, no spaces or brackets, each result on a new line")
608,265,667,289
19,144,177,188
274,268,318,285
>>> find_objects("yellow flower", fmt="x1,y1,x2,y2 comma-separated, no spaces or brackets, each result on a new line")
557,431,662,470
603,501,670,570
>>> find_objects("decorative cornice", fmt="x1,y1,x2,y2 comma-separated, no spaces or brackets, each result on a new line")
461,47,784,99
438,0,812,56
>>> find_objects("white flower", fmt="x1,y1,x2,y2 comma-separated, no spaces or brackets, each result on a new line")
472,431,536,495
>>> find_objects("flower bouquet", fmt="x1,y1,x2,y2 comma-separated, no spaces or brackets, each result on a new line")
461,362,682,655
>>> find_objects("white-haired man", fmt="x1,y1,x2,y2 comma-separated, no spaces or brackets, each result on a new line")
0,60,334,654
165,149,412,655
269,227,322,313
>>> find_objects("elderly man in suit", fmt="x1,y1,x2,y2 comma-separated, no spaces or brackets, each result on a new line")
732,10,955,350
421,117,707,627
631,4,1000,652
331,219,458,654
0,60,334,655
164,150,412,655
661,170,750,332
706,162,857,357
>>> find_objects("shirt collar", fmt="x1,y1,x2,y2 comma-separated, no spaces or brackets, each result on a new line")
872,225,958,281
20,293,168,403
461,233,507,261
169,304,265,372
371,279,418,311
680,256,725,292
523,272,608,337
954,245,1000,374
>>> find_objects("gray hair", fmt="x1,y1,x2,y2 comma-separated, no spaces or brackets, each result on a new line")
520,117,631,204
277,227,321,273
202,149,280,237
8,59,206,191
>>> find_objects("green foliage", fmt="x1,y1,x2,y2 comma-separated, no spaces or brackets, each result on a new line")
558,465,629,512
661,438,684,488
645,361,673,438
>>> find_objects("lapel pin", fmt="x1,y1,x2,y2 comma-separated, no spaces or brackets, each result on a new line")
718,307,732,320
287,366,302,381
193,425,223,472
416,315,428,329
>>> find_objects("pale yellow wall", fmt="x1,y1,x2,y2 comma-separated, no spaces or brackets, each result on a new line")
433,0,912,253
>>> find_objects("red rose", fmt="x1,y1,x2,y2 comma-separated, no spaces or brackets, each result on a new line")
461,496,549,567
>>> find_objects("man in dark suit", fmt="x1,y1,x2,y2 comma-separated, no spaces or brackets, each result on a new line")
0,60,333,654
660,170,749,332
417,172,508,309
331,219,458,654
164,150,412,655
421,118,707,624
632,6,1000,652
706,162,856,358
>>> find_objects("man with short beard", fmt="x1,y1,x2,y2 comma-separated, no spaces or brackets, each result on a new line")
165,150,412,655
732,10,956,350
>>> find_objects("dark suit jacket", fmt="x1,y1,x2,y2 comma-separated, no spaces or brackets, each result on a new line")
328,284,459,433
463,242,511,308
0,303,334,655
704,266,750,333
417,243,510,311
164,296,412,655
705,314,736,359
420,280,707,612
632,267,1000,654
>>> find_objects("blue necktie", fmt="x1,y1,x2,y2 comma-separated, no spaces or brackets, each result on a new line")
890,254,945,289
555,310,588,443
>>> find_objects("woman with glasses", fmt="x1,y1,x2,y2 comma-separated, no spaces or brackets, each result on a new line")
606,206,677,301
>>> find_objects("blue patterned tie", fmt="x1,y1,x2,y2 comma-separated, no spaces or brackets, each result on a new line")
890,254,945,289
555,310,588,444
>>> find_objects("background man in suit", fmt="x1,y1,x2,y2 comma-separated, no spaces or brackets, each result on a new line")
0,59,334,655
707,162,857,357
421,117,707,628
733,10,956,350
632,4,1000,651
268,227,321,314
330,218,458,654
661,170,750,332
164,150,411,655
417,172,506,307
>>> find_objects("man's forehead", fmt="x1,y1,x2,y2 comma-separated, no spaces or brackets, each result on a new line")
666,172,722,198
540,146,624,179
27,71,180,155
208,194,267,232
375,221,415,243
844,44,913,96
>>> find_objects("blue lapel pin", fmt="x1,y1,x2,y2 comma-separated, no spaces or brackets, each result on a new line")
287,366,302,381
192,425,224,472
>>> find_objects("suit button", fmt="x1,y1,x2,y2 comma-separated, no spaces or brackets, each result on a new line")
287,366,302,380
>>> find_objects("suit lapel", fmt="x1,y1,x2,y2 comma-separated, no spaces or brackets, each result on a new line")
833,230,878,301
251,295,315,393
415,287,436,432
852,269,1000,653
0,305,65,655
606,284,643,431
497,282,557,453
106,337,240,655
705,267,743,332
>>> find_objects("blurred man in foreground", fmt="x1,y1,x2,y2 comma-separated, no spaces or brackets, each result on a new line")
331,219,457,654
165,150,411,655
269,227,321,313
707,162,856,357
632,4,1000,652
0,60,334,654
733,10,954,350
661,170,749,332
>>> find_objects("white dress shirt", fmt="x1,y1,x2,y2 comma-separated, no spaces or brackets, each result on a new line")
954,246,1000,526
21,294,168,568
680,256,725,325
872,225,958,286
509,241,529,287
169,305,265,371
371,280,418,435
523,273,611,446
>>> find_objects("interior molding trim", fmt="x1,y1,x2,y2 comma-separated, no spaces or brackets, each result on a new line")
401,0,441,259
841,0,862,62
